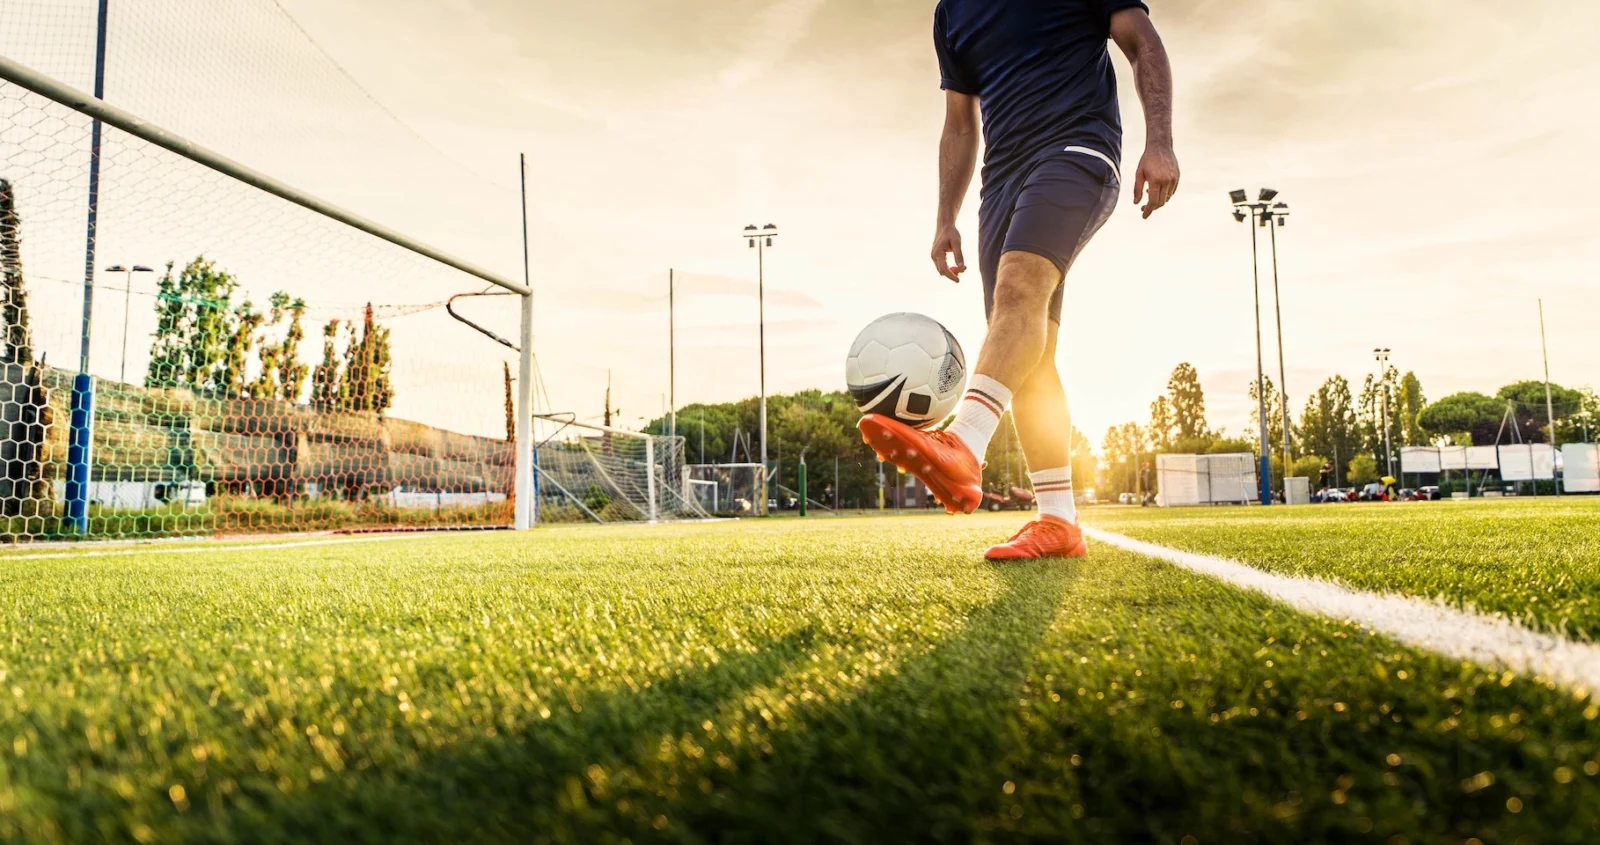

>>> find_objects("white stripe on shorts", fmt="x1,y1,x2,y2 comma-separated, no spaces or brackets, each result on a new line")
1062,145,1120,182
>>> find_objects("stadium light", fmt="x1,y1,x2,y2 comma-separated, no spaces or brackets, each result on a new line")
105,263,155,384
743,222,779,514
1230,189,1296,505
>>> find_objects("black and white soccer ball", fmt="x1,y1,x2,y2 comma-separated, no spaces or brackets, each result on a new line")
845,313,967,429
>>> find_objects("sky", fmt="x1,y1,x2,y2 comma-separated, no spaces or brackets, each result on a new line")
2,0,1597,447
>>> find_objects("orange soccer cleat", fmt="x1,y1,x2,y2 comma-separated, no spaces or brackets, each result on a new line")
984,515,1089,561
857,414,985,514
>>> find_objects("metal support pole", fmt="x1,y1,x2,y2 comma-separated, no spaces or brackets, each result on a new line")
757,239,768,516
798,456,807,517
513,292,535,530
669,268,676,445
1540,299,1559,495
1269,219,1292,468
1250,211,1271,505
67,0,111,535
645,435,659,523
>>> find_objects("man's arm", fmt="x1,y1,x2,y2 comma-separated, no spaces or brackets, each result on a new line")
933,90,980,281
1110,8,1179,219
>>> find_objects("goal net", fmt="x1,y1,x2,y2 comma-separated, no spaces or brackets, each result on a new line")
0,8,536,541
683,463,765,516
533,416,710,523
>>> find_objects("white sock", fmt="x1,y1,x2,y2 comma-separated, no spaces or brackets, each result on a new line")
946,374,1012,459
1030,466,1077,524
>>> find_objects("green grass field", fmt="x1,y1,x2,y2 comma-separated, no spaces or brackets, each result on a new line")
3,503,1599,842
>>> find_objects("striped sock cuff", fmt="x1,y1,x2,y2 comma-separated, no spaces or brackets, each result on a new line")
1029,467,1072,487
964,375,1012,417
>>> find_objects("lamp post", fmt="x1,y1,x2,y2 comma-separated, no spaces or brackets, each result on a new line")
1230,188,1283,505
743,223,778,515
1374,348,1394,480
105,264,153,383
1263,201,1292,469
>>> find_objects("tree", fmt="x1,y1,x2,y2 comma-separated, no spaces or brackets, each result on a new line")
1347,453,1379,486
1247,374,1289,460
1100,422,1148,495
250,292,308,402
1298,376,1360,484
1167,363,1210,439
1357,367,1403,464
338,304,393,415
1398,371,1426,446
1147,395,1175,450
147,257,241,392
1496,380,1584,437
0,179,34,365
311,319,342,407
1417,392,1502,445
219,300,263,399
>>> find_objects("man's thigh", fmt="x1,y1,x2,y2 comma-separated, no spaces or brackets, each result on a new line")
981,154,1119,323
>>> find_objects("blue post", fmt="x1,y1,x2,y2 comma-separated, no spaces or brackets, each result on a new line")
1259,453,1272,506
66,374,95,533
531,446,540,526
68,0,110,535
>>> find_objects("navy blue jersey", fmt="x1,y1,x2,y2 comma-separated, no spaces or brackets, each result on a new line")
934,0,1148,196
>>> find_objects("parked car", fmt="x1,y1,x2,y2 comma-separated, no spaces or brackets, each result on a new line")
985,486,1036,512
1080,487,1099,505
1417,486,1441,501
1318,487,1348,503
1358,483,1386,502
1118,492,1137,505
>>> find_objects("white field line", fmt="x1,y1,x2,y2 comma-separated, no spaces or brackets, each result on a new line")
1083,526,1600,694
0,533,446,562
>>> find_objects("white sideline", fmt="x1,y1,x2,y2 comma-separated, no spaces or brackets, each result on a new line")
0,533,446,562
1082,526,1600,693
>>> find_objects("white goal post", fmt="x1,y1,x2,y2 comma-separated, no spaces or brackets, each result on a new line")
532,415,712,523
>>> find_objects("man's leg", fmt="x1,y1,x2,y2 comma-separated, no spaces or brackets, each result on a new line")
942,250,1060,461
1009,323,1080,525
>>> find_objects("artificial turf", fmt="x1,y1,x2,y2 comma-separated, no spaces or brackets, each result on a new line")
1086,498,1600,640
1,514,1598,843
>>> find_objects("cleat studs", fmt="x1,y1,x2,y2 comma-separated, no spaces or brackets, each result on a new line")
906,448,918,458
922,464,932,473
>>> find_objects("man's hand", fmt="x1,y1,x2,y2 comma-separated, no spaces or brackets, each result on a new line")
1132,144,1180,219
932,224,966,282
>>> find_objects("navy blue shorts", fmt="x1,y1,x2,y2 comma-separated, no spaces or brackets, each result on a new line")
978,150,1120,323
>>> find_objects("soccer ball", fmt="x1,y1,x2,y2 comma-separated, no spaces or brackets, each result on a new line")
845,313,967,429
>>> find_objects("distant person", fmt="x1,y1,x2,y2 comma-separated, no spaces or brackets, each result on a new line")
856,1,1177,561
1139,462,1153,506
1319,460,1332,491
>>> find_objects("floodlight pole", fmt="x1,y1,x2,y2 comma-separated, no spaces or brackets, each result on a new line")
107,264,154,383
1231,190,1276,505
1266,204,1292,469
1374,348,1394,480
744,224,778,515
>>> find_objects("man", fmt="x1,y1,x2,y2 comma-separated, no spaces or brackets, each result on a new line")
858,0,1177,560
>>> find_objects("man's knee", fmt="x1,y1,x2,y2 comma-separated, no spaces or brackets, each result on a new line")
991,250,1062,319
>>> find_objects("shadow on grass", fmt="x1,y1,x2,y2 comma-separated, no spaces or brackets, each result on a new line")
207,561,1080,843
229,628,821,843
645,560,1082,841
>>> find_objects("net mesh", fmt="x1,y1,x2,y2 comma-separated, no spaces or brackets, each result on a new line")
533,417,710,523
0,27,528,540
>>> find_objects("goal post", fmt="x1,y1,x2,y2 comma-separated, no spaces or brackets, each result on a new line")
0,51,537,540
532,415,711,523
